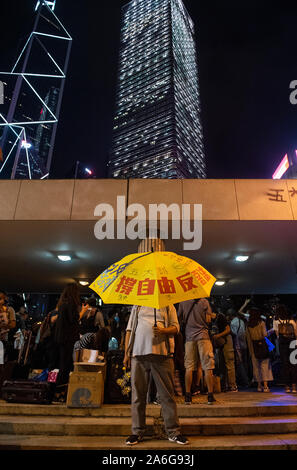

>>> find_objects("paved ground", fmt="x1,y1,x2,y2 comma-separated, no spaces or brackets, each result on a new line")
174,388,297,406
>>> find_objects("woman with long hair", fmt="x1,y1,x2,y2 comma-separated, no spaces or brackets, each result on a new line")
272,305,297,393
79,297,105,335
246,308,273,392
54,283,89,401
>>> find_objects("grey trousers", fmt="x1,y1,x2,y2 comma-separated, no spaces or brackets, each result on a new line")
223,335,237,388
131,355,181,438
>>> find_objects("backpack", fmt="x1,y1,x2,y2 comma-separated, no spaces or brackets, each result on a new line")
210,322,226,348
252,338,269,360
278,320,295,340
248,323,269,360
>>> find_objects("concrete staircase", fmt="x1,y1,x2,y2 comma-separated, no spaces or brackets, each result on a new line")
1,390,297,449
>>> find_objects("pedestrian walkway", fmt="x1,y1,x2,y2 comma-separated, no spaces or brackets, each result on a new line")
175,388,297,408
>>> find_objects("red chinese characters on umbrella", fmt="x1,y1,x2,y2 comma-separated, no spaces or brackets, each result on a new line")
115,276,138,295
137,278,156,296
157,277,176,294
116,269,210,295
176,268,211,291
191,267,211,286
176,272,198,292
114,270,210,298
90,252,216,308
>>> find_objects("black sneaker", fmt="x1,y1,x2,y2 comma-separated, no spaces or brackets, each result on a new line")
126,435,143,445
169,434,189,445
185,392,192,405
207,394,216,405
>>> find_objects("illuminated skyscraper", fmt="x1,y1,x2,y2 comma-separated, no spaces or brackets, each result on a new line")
108,0,206,179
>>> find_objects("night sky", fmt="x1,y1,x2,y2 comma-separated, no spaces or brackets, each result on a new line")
1,0,297,180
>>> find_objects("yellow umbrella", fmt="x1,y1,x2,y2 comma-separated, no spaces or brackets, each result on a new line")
89,251,216,313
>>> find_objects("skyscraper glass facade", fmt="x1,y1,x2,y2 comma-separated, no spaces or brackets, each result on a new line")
108,0,206,179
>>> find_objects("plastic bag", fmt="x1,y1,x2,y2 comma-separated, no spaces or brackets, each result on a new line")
32,368,49,382
48,369,59,383
108,337,118,351
265,337,275,352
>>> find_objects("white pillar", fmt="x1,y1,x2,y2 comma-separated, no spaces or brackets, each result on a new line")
137,237,165,253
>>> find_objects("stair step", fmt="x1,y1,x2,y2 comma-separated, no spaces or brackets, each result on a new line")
1,433,297,450
183,415,297,435
0,402,156,418
1,414,297,436
1,401,297,418
0,416,153,436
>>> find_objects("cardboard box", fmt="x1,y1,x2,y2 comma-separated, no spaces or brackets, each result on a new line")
75,349,101,363
66,370,104,408
73,361,107,381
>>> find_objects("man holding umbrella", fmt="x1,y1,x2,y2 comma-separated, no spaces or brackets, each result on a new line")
124,303,189,446
89,250,216,446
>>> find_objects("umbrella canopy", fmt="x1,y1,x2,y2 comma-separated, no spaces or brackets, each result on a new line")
89,251,216,310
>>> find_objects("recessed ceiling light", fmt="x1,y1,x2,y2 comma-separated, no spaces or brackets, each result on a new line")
57,255,72,262
235,255,249,262
215,280,226,287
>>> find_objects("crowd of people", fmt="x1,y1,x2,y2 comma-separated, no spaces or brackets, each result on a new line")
123,295,297,446
0,285,125,400
1,284,297,445
1,285,297,407
176,298,278,403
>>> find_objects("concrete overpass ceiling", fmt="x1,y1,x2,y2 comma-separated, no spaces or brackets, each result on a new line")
1,220,297,295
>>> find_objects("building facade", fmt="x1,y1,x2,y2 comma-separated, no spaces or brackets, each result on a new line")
108,0,206,179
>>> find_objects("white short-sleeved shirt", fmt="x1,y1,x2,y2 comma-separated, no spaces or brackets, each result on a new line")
126,306,173,356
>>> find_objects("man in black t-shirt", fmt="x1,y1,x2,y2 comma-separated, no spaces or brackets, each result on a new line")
212,312,238,392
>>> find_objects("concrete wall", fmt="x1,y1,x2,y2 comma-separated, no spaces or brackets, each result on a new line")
0,178,297,221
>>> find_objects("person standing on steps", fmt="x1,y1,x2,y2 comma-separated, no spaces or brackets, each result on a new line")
178,298,216,405
271,304,297,393
54,283,89,401
246,308,273,392
212,311,238,392
124,303,189,446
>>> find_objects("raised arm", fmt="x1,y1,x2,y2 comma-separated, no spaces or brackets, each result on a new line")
239,298,251,314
